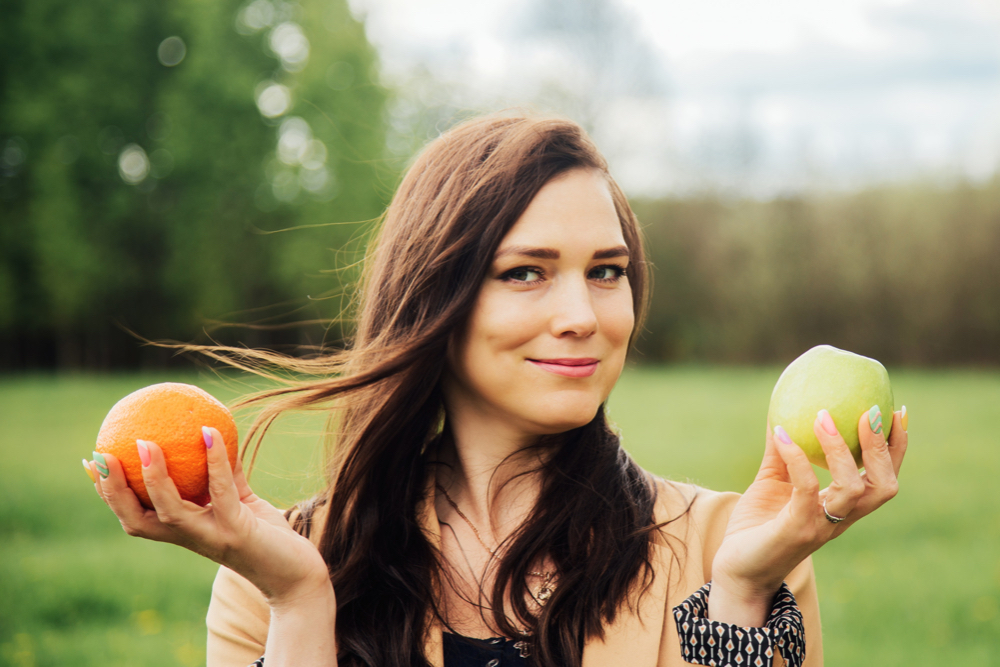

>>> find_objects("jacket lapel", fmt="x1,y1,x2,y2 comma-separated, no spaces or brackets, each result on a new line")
417,469,446,667
581,537,674,667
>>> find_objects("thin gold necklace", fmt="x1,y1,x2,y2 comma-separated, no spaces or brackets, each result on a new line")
436,483,499,557
436,483,557,604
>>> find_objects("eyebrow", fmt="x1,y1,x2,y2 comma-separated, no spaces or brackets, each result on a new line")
494,245,630,261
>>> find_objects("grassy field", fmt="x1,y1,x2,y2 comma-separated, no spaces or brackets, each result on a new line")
1,368,998,666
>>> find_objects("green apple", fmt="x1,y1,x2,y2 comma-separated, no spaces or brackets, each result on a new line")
767,345,893,469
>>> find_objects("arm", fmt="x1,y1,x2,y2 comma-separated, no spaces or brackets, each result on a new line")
685,408,906,667
263,578,338,667
207,565,338,667
90,428,338,666
669,487,821,667
709,408,906,627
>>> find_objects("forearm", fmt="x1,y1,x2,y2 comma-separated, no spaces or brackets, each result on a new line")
707,575,779,627
263,580,339,667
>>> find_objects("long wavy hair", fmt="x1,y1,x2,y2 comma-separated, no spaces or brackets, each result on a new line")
202,113,671,666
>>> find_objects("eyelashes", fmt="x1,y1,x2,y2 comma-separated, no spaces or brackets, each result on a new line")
589,265,627,282
501,267,543,283
498,264,627,285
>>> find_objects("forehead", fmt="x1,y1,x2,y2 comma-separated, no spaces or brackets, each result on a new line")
497,168,625,251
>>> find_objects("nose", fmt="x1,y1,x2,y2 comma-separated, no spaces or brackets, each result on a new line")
549,276,598,338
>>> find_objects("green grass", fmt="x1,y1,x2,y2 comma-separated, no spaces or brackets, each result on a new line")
1,368,998,666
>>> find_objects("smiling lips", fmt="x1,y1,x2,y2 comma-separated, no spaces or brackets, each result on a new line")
528,358,599,378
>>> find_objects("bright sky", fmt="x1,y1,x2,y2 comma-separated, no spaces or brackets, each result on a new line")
351,0,1000,196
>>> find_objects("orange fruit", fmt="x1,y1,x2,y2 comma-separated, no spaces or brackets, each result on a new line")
95,382,239,509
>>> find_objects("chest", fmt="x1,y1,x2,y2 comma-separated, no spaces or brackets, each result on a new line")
435,521,555,640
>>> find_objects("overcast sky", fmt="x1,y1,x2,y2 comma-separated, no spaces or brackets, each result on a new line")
350,0,1000,197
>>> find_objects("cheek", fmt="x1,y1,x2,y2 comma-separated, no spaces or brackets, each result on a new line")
453,290,540,382
599,293,635,350
467,291,540,353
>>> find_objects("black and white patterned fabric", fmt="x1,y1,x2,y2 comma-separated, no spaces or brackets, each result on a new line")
672,582,805,667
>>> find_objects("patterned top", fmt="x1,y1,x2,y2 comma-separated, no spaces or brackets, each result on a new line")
247,582,804,667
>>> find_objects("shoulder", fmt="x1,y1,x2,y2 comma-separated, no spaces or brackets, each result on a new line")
646,476,741,580
284,494,332,547
649,476,740,530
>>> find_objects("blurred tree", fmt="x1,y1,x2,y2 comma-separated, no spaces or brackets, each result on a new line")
0,0,390,368
632,177,1000,366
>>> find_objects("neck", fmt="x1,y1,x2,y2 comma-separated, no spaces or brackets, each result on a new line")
433,412,549,546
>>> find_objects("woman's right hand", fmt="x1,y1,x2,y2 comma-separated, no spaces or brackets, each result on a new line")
89,427,332,608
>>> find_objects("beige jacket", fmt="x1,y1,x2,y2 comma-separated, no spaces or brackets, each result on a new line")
207,476,822,667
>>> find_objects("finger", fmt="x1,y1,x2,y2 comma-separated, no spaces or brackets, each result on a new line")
755,420,792,483
886,406,908,476
772,425,821,523
82,458,97,484
88,461,108,504
857,405,898,500
97,451,175,540
92,453,109,501
203,426,241,517
138,439,199,525
813,410,865,518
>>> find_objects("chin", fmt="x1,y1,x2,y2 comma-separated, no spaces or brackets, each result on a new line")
523,397,604,435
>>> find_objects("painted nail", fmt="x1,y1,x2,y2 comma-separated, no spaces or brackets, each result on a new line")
817,409,838,436
901,405,908,431
136,440,152,467
202,426,213,449
93,451,109,478
82,458,96,483
774,425,793,444
868,405,883,435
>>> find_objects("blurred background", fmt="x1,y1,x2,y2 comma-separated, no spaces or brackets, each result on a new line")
1,0,999,665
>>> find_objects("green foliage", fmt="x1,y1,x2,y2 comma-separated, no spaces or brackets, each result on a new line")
632,177,1000,364
1,370,998,665
0,0,391,367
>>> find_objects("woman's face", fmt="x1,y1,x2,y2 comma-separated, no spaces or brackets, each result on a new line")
444,168,635,437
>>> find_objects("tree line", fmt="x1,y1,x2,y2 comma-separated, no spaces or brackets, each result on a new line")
632,177,1000,365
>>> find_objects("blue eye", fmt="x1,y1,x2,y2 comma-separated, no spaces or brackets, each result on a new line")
589,265,626,282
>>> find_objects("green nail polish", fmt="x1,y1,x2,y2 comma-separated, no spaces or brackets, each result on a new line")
93,451,109,478
868,405,883,435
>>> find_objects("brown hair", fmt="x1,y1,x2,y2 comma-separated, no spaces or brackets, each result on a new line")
202,113,662,666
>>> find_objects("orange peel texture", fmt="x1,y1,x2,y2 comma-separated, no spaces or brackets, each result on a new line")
95,382,239,509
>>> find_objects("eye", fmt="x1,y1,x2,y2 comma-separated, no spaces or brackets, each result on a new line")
589,264,627,282
500,267,544,284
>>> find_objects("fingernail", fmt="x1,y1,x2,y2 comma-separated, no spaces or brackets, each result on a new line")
774,425,792,444
136,440,152,467
817,409,838,436
901,405,908,431
82,458,96,483
202,426,213,449
868,405,883,435
93,451,109,478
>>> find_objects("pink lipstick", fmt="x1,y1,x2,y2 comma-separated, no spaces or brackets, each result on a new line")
528,358,599,378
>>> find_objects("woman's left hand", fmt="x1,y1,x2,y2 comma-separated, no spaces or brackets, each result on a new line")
708,407,908,626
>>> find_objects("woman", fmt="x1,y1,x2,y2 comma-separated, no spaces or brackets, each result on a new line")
89,114,906,667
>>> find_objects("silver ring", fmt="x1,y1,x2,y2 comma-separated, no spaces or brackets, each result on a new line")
823,499,846,524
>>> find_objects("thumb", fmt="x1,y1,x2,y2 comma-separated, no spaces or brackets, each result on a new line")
772,425,821,523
